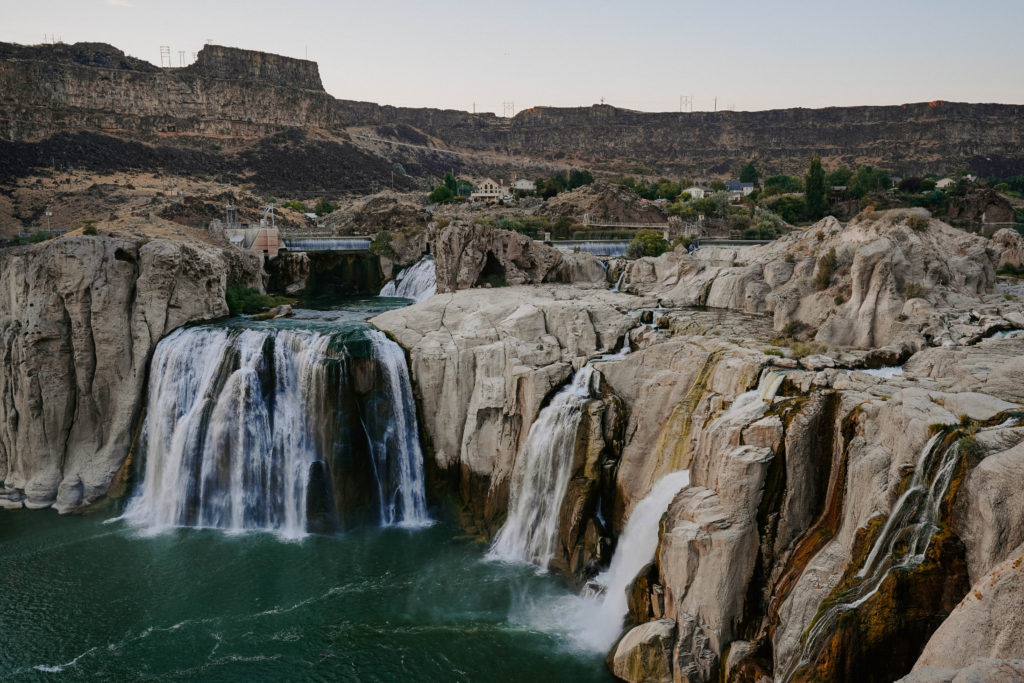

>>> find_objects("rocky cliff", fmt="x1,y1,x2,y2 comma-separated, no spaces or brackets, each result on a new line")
2,41,1022,194
372,214,1024,682
0,235,262,512
623,210,1020,350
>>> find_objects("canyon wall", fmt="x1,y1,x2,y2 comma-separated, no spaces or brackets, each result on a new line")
0,234,262,512
373,214,1024,681
2,42,1023,185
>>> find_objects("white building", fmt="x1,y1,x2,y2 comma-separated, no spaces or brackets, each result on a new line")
935,178,955,190
470,178,502,202
682,185,709,199
511,179,535,192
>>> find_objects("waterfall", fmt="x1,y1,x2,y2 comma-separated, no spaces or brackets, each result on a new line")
363,330,430,527
577,470,690,650
380,257,437,302
123,323,429,536
488,365,598,567
610,271,626,292
513,470,690,652
782,430,963,681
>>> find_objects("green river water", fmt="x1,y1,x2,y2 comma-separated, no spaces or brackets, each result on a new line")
0,295,612,682
0,509,612,681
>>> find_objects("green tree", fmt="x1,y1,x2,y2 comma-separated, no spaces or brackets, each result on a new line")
763,175,803,195
849,166,890,197
443,172,457,194
567,169,595,190
428,185,454,203
314,197,338,217
825,166,853,188
739,163,759,185
710,180,728,192
805,156,827,220
625,230,670,258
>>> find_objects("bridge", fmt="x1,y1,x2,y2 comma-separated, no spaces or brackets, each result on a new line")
281,236,371,252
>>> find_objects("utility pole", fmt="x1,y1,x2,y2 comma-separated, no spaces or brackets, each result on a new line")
714,97,717,112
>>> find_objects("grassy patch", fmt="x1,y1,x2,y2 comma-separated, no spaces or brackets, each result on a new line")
226,285,294,315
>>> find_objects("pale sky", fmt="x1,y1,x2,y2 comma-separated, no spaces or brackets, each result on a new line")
2,0,1023,116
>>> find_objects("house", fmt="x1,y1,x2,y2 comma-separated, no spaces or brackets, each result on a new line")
511,179,535,192
682,185,710,199
724,181,755,200
935,178,955,190
470,178,502,202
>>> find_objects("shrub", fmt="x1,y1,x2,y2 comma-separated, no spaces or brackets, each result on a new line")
814,247,838,290
906,215,929,231
27,231,52,243
283,200,305,212
904,282,927,299
673,235,692,249
225,285,293,315
997,263,1024,277
790,341,828,359
834,294,845,305
626,230,670,259
82,220,99,236
369,230,397,259
762,348,784,357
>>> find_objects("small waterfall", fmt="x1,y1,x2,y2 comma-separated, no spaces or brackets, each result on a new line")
514,470,690,652
488,365,598,567
123,323,429,536
577,470,690,650
783,430,963,681
380,257,437,302
610,271,626,292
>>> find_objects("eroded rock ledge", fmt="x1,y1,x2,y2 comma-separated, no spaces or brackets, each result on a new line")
0,235,262,512
373,216,1024,681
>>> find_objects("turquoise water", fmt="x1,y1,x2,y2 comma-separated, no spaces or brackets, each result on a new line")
0,296,612,681
0,510,612,681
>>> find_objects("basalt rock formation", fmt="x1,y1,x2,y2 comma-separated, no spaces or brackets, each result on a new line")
0,234,263,512
2,42,1023,195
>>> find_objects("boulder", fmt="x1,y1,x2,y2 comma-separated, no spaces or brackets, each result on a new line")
608,619,677,683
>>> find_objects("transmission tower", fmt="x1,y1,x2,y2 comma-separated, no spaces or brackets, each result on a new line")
680,95,693,113
159,45,171,68
178,50,186,67
503,101,515,118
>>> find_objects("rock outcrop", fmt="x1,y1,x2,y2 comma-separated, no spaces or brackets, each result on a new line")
374,272,1024,682
428,223,571,292
624,210,1014,349
0,235,263,512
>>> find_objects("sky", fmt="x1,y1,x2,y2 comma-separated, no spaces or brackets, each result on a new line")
2,0,1023,115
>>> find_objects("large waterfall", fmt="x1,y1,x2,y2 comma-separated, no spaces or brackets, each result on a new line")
488,365,598,567
380,257,437,302
123,322,429,536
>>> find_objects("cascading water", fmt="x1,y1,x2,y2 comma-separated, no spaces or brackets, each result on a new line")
610,271,626,292
781,429,964,681
363,330,430,526
123,321,430,536
512,469,690,652
488,365,598,567
380,256,437,301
